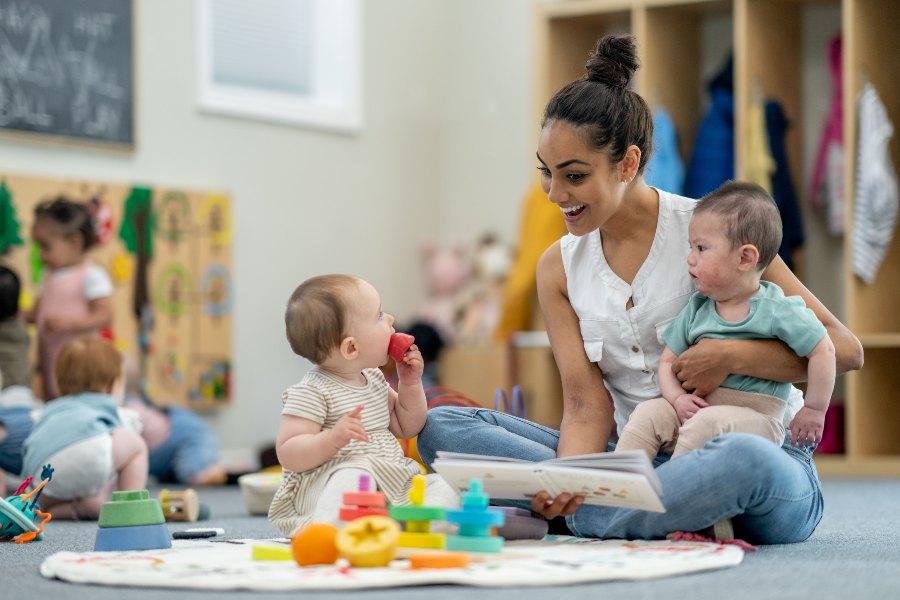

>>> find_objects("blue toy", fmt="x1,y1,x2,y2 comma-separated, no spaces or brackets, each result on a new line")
444,478,505,553
0,465,54,543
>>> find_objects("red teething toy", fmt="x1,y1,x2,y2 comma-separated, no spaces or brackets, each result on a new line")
388,332,415,362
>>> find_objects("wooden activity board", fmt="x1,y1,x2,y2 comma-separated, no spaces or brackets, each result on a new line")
0,172,232,409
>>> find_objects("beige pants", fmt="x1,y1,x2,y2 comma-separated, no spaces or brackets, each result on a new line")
616,388,786,460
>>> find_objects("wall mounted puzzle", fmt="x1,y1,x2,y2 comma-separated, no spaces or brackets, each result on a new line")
0,172,232,410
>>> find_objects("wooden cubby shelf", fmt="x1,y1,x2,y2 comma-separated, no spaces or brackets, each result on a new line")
535,0,899,476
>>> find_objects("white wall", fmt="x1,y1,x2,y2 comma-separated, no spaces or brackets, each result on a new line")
437,0,537,245
0,0,538,461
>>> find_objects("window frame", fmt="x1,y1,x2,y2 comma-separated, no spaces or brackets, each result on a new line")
195,0,363,134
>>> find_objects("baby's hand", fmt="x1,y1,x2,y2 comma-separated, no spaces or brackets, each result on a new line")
395,345,424,385
328,404,368,449
789,406,826,448
673,393,708,424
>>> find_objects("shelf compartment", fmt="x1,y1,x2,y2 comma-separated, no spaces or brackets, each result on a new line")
533,4,632,117
845,347,900,456
636,1,732,168
844,0,900,335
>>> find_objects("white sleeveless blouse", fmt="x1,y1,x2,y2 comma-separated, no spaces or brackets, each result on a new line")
559,189,803,438
560,189,696,436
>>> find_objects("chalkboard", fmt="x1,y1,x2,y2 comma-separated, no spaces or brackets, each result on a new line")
0,0,134,146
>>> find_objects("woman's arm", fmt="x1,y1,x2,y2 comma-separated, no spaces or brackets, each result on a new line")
671,257,863,396
537,241,614,457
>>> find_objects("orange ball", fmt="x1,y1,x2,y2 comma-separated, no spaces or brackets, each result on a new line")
291,523,340,567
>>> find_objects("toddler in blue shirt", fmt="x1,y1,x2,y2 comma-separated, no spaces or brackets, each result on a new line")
22,338,148,519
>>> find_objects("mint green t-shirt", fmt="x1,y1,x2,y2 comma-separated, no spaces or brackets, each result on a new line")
661,281,826,401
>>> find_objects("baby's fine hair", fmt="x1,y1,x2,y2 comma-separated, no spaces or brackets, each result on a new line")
285,274,359,364
55,337,123,398
543,35,653,173
0,266,20,320
694,181,783,270
34,196,97,252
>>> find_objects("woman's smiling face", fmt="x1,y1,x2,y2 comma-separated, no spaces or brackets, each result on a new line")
536,119,628,236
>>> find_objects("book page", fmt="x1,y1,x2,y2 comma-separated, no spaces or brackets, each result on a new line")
548,449,648,467
435,451,530,464
548,453,662,494
432,458,666,513
499,450,662,494
432,460,550,504
538,467,666,512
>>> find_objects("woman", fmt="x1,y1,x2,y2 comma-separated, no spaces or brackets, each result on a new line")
416,35,863,543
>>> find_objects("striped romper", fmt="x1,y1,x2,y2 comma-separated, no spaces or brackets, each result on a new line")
268,367,422,537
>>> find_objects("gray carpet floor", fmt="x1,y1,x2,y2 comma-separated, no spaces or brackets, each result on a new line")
3,478,899,599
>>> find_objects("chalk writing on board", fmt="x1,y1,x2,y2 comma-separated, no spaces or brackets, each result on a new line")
0,0,133,145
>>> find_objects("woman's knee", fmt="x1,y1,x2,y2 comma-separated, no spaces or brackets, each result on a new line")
706,433,786,480
418,406,473,464
421,406,479,432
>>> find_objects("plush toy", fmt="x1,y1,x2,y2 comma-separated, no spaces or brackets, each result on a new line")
456,233,512,344
415,239,472,345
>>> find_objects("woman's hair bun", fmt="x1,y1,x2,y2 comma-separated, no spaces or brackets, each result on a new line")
585,35,639,89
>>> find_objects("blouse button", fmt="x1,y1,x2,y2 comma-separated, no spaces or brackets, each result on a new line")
631,346,639,353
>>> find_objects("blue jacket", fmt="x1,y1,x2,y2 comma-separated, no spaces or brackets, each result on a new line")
22,392,120,478
766,100,805,269
685,86,734,199
645,109,686,195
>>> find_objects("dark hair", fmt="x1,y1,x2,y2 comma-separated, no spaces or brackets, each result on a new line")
0,266,20,320
542,35,653,172
694,181,783,270
33,196,97,251
285,274,359,364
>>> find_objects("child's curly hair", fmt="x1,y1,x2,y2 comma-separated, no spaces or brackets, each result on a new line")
34,196,97,251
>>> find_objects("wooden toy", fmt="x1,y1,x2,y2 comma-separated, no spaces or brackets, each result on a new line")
336,515,400,568
339,474,388,521
0,465,54,543
388,332,415,362
291,523,340,567
444,479,505,553
94,490,172,551
389,474,446,549
158,488,200,522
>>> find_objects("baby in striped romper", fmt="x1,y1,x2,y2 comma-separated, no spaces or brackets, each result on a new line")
268,274,458,536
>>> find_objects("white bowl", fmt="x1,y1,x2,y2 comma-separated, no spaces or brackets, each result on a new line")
237,471,282,515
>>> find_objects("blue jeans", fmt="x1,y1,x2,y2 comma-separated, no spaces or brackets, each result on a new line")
148,407,220,483
417,406,823,544
0,407,34,475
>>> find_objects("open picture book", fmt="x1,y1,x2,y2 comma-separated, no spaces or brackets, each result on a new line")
432,450,665,512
